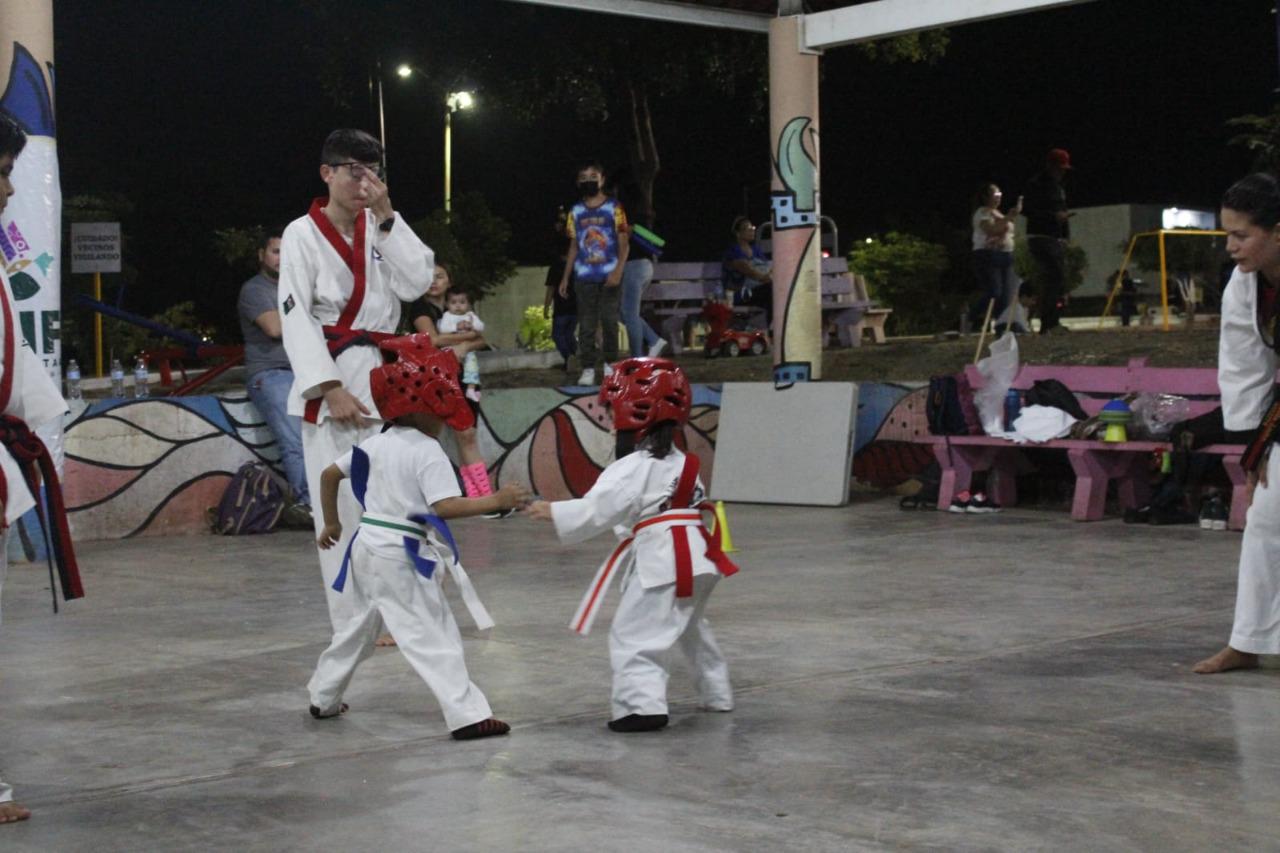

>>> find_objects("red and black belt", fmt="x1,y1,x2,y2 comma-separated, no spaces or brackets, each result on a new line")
0,415,84,609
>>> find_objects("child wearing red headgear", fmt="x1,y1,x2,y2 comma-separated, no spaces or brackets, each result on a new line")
307,334,530,740
527,358,738,733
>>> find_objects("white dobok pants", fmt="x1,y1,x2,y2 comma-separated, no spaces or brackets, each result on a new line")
0,529,10,803
1232,449,1280,654
303,418,383,629
307,539,493,731
609,571,733,719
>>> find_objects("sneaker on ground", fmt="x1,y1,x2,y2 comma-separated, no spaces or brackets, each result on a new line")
1212,496,1229,531
966,492,1002,513
648,338,669,357
577,368,596,386
948,490,972,513
603,363,615,378
1198,497,1215,530
281,503,314,529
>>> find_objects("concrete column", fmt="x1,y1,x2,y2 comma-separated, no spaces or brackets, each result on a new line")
0,0,62,380
768,14,822,386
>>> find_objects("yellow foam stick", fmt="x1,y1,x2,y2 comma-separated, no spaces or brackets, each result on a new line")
712,500,736,553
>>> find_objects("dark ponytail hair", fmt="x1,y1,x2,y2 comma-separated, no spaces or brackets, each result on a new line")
638,421,678,459
1222,173,1280,229
0,111,26,160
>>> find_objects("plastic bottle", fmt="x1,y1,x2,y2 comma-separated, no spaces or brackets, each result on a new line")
1003,388,1021,431
133,357,149,398
109,358,125,398
65,359,82,401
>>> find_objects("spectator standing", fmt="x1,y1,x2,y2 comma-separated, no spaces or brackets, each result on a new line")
237,229,311,524
614,173,667,357
1023,148,1074,334
970,184,1024,335
543,207,578,372
559,160,628,386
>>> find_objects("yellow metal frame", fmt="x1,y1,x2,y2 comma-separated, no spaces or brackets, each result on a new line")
1099,229,1226,331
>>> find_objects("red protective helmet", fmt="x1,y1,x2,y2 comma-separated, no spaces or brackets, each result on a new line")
598,357,691,437
369,334,475,430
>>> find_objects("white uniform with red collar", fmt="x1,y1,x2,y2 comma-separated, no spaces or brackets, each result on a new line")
0,267,67,805
306,426,494,731
1219,266,1280,654
551,448,734,719
279,201,433,628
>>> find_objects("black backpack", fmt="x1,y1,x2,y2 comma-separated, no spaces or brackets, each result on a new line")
211,461,289,535
927,376,970,436
1023,379,1088,421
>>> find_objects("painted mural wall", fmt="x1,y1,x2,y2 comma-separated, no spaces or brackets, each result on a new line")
51,382,934,544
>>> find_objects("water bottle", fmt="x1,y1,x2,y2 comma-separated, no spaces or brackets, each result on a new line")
1003,388,1021,431
65,359,82,401
109,358,125,398
133,357,149,398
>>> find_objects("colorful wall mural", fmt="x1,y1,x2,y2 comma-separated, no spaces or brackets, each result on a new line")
45,381,933,545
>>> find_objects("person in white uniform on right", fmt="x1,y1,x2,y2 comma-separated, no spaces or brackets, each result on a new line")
527,358,739,732
1195,173,1280,674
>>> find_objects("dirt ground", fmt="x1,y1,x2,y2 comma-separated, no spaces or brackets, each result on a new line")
485,325,1221,388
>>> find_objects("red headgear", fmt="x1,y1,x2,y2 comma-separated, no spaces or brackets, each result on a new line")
370,334,474,430
598,358,691,438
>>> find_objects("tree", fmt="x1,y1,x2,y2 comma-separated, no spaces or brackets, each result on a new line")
849,231,950,334
1227,102,1280,174
297,0,947,238
1013,237,1088,298
483,16,948,229
411,191,516,303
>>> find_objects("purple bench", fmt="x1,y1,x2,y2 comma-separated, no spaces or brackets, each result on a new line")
923,358,1250,530
644,258,888,353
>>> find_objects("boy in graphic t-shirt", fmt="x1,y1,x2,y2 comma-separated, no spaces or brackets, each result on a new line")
557,161,628,386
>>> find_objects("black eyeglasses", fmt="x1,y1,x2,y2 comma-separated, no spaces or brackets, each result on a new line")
329,162,384,181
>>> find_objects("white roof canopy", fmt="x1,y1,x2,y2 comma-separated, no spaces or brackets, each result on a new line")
507,0,1097,48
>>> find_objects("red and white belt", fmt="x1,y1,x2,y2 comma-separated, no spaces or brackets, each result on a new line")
569,506,738,636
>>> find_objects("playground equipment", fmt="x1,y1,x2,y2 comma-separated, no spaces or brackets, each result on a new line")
1100,229,1226,331
72,295,244,396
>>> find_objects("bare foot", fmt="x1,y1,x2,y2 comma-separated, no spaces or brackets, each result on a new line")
375,634,397,648
0,802,31,823
1193,646,1260,674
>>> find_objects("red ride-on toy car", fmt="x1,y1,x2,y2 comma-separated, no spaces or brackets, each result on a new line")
701,302,769,358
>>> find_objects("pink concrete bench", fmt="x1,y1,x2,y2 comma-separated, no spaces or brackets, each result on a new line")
924,358,1251,529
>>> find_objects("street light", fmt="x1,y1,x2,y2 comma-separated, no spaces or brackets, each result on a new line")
444,90,474,219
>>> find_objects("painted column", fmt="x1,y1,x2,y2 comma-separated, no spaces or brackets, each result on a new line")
768,14,822,386
0,1,61,380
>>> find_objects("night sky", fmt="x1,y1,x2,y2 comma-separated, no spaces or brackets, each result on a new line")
50,0,1277,337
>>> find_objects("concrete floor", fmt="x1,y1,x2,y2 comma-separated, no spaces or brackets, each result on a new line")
0,499,1275,851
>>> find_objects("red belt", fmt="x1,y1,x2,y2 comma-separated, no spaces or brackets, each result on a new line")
302,325,396,424
633,506,739,598
569,506,738,636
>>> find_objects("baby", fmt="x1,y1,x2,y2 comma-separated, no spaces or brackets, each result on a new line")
436,287,486,402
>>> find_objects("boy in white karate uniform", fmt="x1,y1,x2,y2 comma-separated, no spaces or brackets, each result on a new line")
527,358,738,732
307,334,529,739
279,129,434,632
0,112,79,825
1196,173,1280,674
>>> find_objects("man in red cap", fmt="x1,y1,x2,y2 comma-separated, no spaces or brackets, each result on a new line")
1023,148,1074,334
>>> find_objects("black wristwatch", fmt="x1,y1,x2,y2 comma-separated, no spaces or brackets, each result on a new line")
378,215,396,233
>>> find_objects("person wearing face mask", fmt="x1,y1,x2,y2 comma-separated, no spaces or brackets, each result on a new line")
558,160,629,386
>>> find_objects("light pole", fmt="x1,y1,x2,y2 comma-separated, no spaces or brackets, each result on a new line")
444,90,474,220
